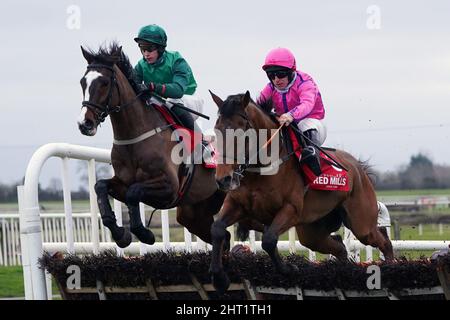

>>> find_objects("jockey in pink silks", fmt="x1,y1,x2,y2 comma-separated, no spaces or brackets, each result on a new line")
257,47,326,176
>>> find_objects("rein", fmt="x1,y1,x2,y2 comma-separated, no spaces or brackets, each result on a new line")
226,108,297,177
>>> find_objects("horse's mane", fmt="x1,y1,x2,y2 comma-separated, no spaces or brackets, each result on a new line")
84,41,139,91
258,98,275,114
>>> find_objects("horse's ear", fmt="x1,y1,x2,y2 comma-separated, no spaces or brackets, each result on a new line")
241,90,251,109
81,46,94,64
209,90,224,108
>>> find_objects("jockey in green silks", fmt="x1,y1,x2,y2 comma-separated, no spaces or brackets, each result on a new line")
133,24,203,132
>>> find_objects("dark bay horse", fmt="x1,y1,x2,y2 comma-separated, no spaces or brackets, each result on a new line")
209,91,394,293
77,42,225,248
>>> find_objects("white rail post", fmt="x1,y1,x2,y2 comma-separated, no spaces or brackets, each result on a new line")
184,227,192,253
10,219,17,265
113,200,124,256
161,209,170,251
17,186,33,299
22,179,48,298
288,227,296,254
308,249,316,261
139,203,147,255
88,159,99,254
61,157,74,254
1,219,7,266
365,246,373,262
0,218,3,266
249,230,256,252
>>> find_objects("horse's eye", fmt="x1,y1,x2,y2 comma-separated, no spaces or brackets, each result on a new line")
98,78,109,87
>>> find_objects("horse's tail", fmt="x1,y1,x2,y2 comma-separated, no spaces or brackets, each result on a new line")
358,159,377,186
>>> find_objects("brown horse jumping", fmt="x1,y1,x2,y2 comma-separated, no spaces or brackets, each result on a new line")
77,42,225,248
209,91,394,293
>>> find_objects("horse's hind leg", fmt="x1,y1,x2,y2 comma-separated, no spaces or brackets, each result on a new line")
342,197,394,261
378,226,394,260
296,224,348,261
177,189,226,244
95,178,132,248
296,205,348,261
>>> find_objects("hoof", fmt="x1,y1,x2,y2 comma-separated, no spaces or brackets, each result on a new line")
211,271,230,294
131,226,155,245
113,227,132,248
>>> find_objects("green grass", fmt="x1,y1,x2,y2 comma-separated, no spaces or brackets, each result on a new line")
0,266,61,299
376,189,450,197
0,266,24,297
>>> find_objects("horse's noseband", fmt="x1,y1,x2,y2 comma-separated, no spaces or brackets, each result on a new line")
82,63,120,123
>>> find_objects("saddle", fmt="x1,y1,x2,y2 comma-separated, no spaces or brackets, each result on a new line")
283,126,349,192
144,95,217,169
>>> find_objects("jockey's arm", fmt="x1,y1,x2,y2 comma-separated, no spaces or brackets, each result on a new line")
155,58,191,99
256,84,272,105
288,80,318,121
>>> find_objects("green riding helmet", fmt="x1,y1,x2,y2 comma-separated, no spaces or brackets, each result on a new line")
134,24,167,47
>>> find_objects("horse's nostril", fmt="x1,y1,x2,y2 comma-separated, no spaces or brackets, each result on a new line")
84,120,94,129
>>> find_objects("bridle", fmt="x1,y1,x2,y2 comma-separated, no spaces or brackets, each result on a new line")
81,63,143,123
218,111,254,177
219,109,288,179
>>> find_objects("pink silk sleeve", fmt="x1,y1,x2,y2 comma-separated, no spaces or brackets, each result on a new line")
256,84,272,105
288,80,318,121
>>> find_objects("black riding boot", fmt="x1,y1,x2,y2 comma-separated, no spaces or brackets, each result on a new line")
301,130,322,176
171,105,201,132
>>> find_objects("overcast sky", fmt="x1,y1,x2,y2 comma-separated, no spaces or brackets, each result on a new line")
0,0,449,189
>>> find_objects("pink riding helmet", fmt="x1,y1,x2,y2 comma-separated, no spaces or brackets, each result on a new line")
262,47,296,70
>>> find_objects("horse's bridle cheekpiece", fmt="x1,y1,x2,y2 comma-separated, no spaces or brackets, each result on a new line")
81,63,121,123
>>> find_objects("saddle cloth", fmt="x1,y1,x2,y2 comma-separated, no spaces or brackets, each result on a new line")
287,127,349,192
153,104,217,169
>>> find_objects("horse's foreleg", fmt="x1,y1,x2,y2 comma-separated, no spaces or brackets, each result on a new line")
210,197,243,294
95,178,132,248
262,203,300,274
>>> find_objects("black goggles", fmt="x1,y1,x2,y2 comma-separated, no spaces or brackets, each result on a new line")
267,70,291,80
139,43,160,52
